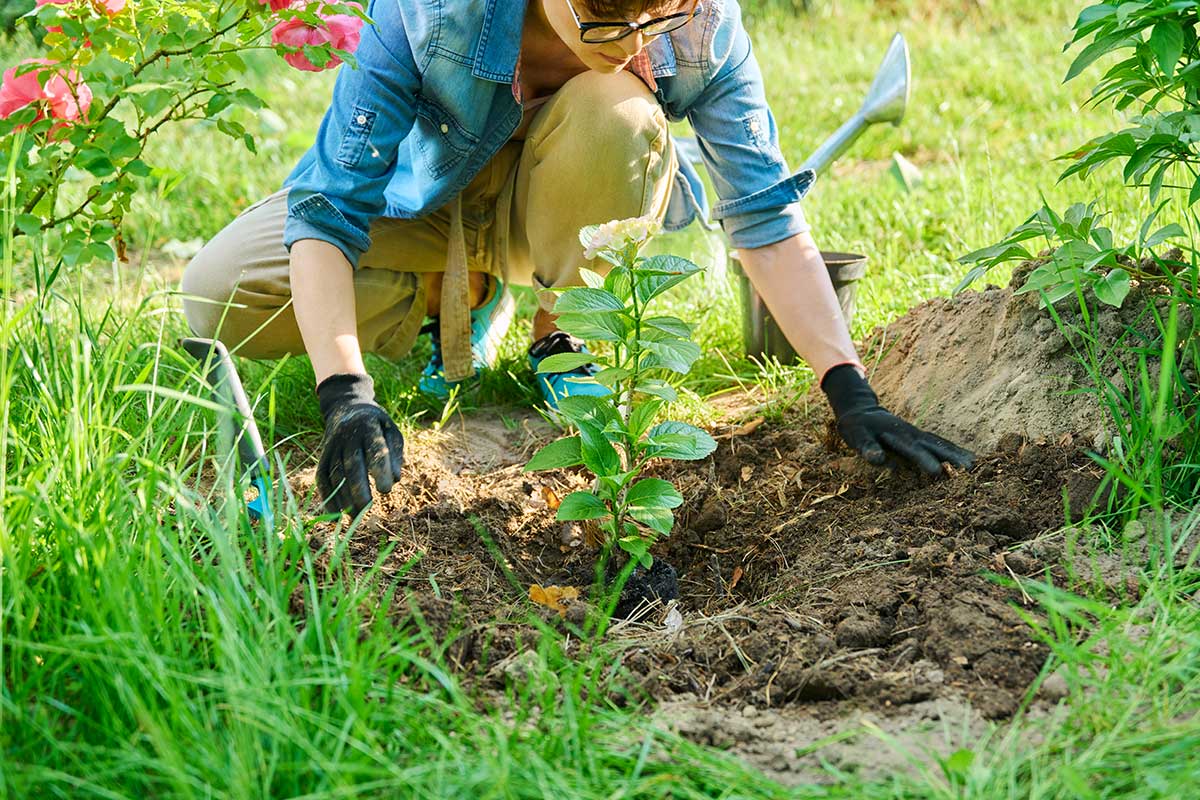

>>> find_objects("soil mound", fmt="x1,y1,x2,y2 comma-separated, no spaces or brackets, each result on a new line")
863,263,1193,452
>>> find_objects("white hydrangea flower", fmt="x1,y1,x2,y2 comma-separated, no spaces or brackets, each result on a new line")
582,225,616,260
581,215,662,260
616,215,662,244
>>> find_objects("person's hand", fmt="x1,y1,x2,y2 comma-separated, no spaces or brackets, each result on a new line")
821,365,974,475
316,373,404,515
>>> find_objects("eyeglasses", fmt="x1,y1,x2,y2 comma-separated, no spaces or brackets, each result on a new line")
564,0,703,44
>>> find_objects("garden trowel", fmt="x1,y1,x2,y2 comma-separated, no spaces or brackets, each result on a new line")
182,337,274,528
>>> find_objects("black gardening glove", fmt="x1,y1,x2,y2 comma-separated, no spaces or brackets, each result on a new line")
316,373,404,516
821,364,975,475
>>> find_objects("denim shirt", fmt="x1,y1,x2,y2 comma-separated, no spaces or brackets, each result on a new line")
282,0,815,267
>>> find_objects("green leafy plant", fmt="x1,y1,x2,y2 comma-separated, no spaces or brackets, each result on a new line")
955,0,1200,516
956,200,1187,307
957,0,1198,304
1059,0,1200,203
0,0,367,268
523,217,717,568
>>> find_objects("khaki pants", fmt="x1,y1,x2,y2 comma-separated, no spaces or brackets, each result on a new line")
181,70,676,361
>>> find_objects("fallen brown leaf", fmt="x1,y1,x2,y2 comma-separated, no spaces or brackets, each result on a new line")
529,584,580,616
540,485,561,510
730,566,744,591
731,416,765,437
810,483,850,506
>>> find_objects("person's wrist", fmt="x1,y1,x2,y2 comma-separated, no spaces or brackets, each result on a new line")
820,363,879,419
316,372,375,421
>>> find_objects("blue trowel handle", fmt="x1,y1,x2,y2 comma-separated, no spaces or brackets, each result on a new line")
181,337,274,526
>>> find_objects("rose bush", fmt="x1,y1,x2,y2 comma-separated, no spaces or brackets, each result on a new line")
271,9,363,72
1,0,366,267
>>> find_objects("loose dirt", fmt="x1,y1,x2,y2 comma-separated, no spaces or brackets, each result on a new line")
285,269,1194,782
290,409,1109,781
865,260,1194,452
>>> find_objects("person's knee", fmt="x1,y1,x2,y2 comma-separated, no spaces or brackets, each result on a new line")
180,254,220,337
180,246,246,338
555,71,668,150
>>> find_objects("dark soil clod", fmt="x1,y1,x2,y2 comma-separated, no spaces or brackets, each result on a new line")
612,559,680,620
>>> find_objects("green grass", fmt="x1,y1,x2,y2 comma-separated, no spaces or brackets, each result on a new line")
3,0,1200,796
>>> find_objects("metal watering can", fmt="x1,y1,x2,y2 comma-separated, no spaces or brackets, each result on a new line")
735,32,911,363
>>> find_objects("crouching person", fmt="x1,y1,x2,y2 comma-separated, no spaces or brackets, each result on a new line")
183,0,973,517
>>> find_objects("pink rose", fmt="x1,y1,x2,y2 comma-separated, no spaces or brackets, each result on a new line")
0,60,49,120
271,18,333,72
271,7,363,72
323,11,362,52
0,59,92,125
44,70,92,122
259,0,296,11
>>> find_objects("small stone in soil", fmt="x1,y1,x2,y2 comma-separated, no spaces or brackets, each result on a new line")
560,522,584,549
1065,472,1101,521
996,432,1025,455
1038,672,1069,702
563,599,589,627
690,495,728,534
909,543,951,575
773,666,845,702
1003,551,1038,575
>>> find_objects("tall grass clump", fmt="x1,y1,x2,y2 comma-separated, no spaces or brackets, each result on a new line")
1080,276,1199,517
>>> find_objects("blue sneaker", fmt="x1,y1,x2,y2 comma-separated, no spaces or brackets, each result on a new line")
528,331,611,410
419,278,515,398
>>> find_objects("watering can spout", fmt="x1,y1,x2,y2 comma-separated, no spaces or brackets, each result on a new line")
799,32,911,175
862,33,910,126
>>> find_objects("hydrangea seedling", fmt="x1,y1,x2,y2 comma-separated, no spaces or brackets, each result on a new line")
524,216,717,568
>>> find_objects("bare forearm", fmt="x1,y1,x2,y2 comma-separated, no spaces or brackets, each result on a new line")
736,231,863,382
290,239,366,384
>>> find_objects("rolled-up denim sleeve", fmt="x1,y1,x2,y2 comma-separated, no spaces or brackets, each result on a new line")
686,4,812,249
282,6,420,268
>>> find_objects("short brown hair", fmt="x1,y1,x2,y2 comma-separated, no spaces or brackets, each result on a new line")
577,0,690,19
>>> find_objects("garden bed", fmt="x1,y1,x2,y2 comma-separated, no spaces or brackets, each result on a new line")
290,270,1188,776
297,405,1105,710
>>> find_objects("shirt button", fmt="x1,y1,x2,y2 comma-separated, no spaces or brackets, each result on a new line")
356,114,367,125
440,123,450,134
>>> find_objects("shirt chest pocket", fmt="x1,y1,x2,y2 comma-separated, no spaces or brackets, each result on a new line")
414,94,479,178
